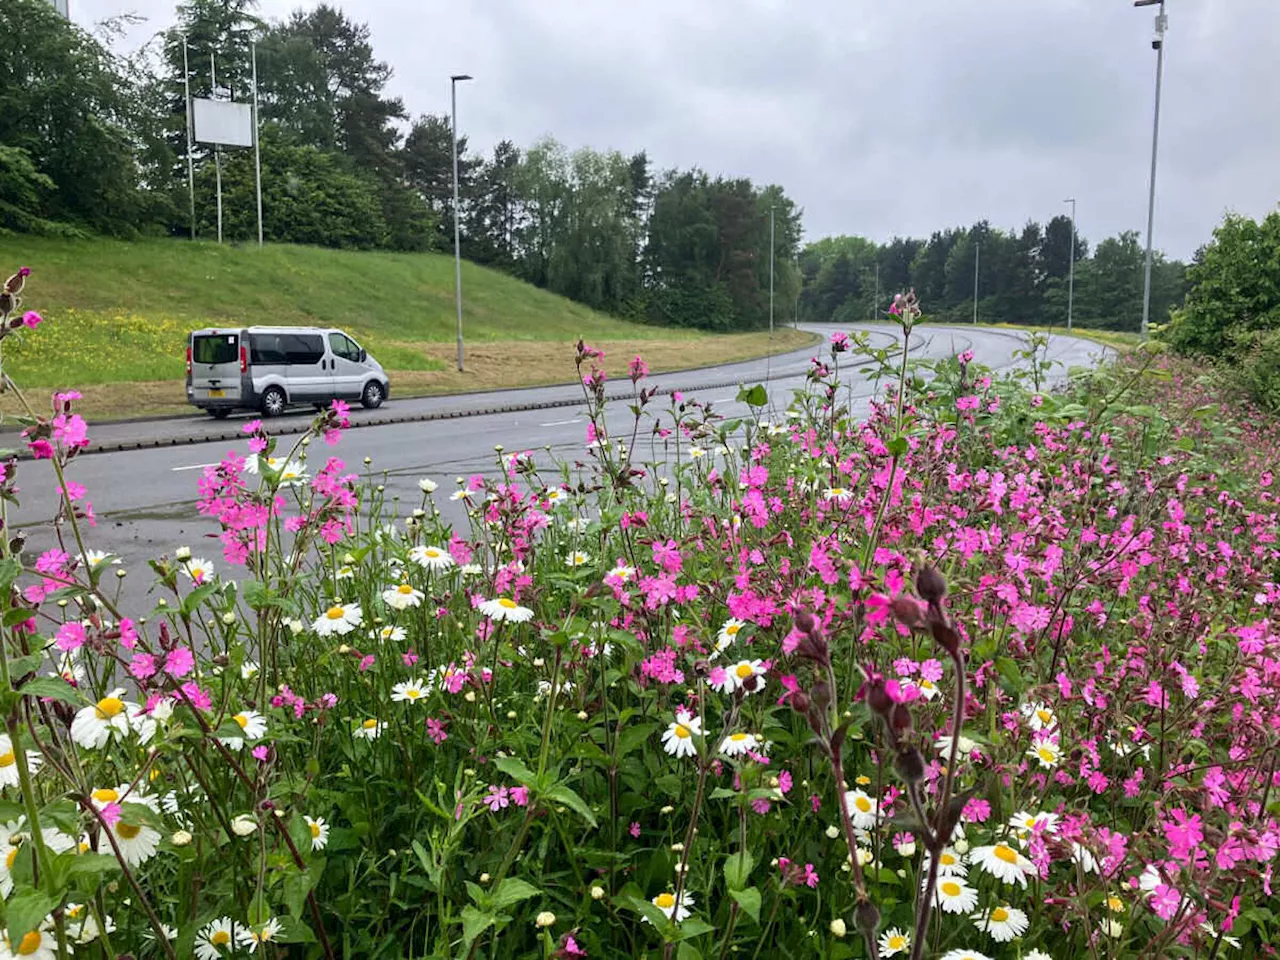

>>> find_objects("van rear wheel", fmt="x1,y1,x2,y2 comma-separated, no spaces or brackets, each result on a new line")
361,381,385,410
260,387,287,418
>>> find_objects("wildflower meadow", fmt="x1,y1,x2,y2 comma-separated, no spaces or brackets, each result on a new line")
0,265,1276,960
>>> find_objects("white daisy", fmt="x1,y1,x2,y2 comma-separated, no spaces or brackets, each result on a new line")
0,819,74,897
449,489,471,502
0,734,41,788
182,557,216,584
935,733,978,756
713,659,767,695
71,689,137,749
716,618,747,652
1021,701,1058,731
219,710,267,751
236,917,281,953
971,842,1036,887
971,904,1029,942
195,917,238,960
914,676,941,701
382,582,424,611
719,732,759,756
418,478,438,493
97,795,162,867
241,660,260,680
543,488,567,507
354,718,384,740
661,711,702,759
461,563,483,577
563,516,590,533
0,922,58,960
608,562,637,582
410,545,455,572
933,877,979,914
374,625,407,643
1198,921,1241,950
844,789,881,830
1009,810,1059,839
65,902,116,944
879,927,911,957
1026,734,1062,769
687,446,706,460
275,461,308,486
312,602,362,637
647,890,694,923
565,550,591,567
939,950,994,960
82,549,119,570
334,564,355,580
479,597,533,623
1024,952,1054,960
922,847,968,877
823,486,852,503
1072,841,1099,874
305,816,329,851
391,679,429,704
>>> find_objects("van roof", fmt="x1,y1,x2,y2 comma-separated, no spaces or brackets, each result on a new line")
191,326,342,335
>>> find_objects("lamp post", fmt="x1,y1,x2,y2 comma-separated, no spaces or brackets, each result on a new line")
768,206,775,337
1135,0,1167,337
1064,197,1076,330
450,73,472,372
972,240,980,324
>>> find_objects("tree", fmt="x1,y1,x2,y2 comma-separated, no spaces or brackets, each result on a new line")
464,140,522,267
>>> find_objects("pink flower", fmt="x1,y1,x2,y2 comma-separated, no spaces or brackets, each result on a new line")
180,682,212,711
22,311,42,329
802,863,819,888
402,651,420,668
128,653,157,680
54,621,85,652
962,798,991,823
628,355,649,381
28,439,53,459
511,786,530,807
99,802,122,828
484,785,510,812
426,717,448,744
35,549,69,575
330,398,351,427
165,647,194,678
629,822,641,838
777,770,793,795
252,745,270,761
1150,883,1182,920
358,654,375,671
651,538,683,575
562,935,586,957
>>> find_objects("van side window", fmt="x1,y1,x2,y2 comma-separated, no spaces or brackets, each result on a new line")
283,334,325,365
249,334,287,364
329,332,361,362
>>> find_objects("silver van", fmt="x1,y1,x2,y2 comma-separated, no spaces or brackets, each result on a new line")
186,326,390,418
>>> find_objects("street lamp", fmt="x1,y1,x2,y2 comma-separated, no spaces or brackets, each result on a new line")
1064,197,1076,330
1135,0,1167,337
768,206,775,338
450,73,472,372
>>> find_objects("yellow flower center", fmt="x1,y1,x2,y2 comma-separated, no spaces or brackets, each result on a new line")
831,488,846,496
1037,708,1053,724
16,930,42,955
921,679,936,690
1107,895,1125,913
940,852,956,865
726,624,740,636
92,788,119,803
116,822,141,840
362,719,378,729
310,822,322,839
940,881,961,897
729,733,747,742
887,934,907,949
405,689,420,699
0,752,14,768
655,893,675,909
854,796,872,813
397,584,415,595
234,714,250,730
424,549,440,558
1038,746,1057,763
735,663,754,679
855,775,871,786
990,907,1009,923
498,598,517,609
993,845,1019,864
191,567,205,579
211,930,231,946
5,847,18,869
674,724,691,740
96,697,124,719
325,606,346,620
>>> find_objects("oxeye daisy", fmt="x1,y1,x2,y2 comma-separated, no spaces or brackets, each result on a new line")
479,597,533,623
607,561,636,582
195,917,237,960
182,557,215,584
939,950,994,960
65,901,115,944
391,679,428,704
915,676,941,700
971,904,1029,942
410,545,455,571
878,928,910,957
354,718,384,739
716,618,747,651
99,801,162,867
564,550,591,567
1021,700,1058,731
236,917,281,953
543,488,567,506
922,847,968,877
1026,734,1062,769
418,477,438,493
713,659,767,695
312,602,362,637
305,816,329,850
719,731,759,756
661,710,702,759
71,689,137,749
0,819,73,897
334,564,355,580
933,877,979,914
823,486,852,503
82,549,119,570
219,710,267,751
382,582,424,611
646,890,693,923
971,842,1036,887
843,789,881,830
1,921,58,960
0,733,41,788
1009,810,1059,838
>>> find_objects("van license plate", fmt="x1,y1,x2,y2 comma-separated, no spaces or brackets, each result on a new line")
208,389,225,398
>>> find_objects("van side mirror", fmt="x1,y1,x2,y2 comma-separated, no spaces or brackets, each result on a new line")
359,349,367,362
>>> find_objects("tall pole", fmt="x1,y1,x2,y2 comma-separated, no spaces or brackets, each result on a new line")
1064,197,1077,330
450,74,472,373
182,35,196,240
211,53,222,245
252,42,263,248
873,263,880,321
1139,0,1167,337
768,206,775,337
972,240,980,324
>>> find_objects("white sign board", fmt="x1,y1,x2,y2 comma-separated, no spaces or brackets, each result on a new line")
192,98,255,148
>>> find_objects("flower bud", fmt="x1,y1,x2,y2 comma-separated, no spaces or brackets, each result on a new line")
889,595,927,630
230,815,257,837
854,900,880,937
915,565,947,605
894,746,926,783
789,689,811,715
794,609,816,635
535,911,556,929
590,885,605,900
829,918,847,938
890,702,913,734
171,829,192,847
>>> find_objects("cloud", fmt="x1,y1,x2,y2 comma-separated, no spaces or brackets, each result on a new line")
71,0,1280,258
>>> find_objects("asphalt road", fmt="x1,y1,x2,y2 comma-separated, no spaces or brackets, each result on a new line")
11,323,1106,610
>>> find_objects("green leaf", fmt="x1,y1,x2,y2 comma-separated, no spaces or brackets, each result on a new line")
722,851,754,891
7,887,54,945
676,917,715,941
272,915,316,944
886,435,909,458
616,722,657,759
283,860,323,917
0,559,22,595
736,384,768,408
490,877,541,911
623,896,672,931
2,609,35,629
64,853,120,878
5,653,43,677
730,887,761,924
180,582,221,616
17,677,78,706
492,755,536,786
544,784,597,829
460,906,495,948
677,943,703,960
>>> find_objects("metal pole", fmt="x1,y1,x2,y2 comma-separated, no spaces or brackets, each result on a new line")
182,35,196,240
450,75,470,373
1065,198,1076,330
768,206,775,337
972,240,980,324
1140,2,1167,337
873,263,879,321
211,53,222,245
252,42,263,248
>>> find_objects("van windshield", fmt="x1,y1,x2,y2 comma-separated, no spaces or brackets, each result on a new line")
193,334,239,365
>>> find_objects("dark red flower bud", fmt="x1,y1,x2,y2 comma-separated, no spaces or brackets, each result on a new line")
854,899,880,936
890,702,913,734
793,609,816,635
890,595,927,630
810,681,831,714
894,746,926,783
916,565,947,605
789,689,811,715
865,678,893,717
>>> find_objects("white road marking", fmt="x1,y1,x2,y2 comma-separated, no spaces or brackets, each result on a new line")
540,418,582,427
171,461,221,472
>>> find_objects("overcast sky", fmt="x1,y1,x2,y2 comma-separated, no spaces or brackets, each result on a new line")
71,0,1280,260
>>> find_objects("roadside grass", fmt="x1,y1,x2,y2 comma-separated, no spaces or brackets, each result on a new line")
915,319,1142,351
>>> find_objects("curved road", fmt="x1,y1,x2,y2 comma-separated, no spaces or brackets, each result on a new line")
12,323,1106,602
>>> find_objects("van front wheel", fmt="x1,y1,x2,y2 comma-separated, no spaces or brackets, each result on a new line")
260,387,287,418
361,381,385,410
